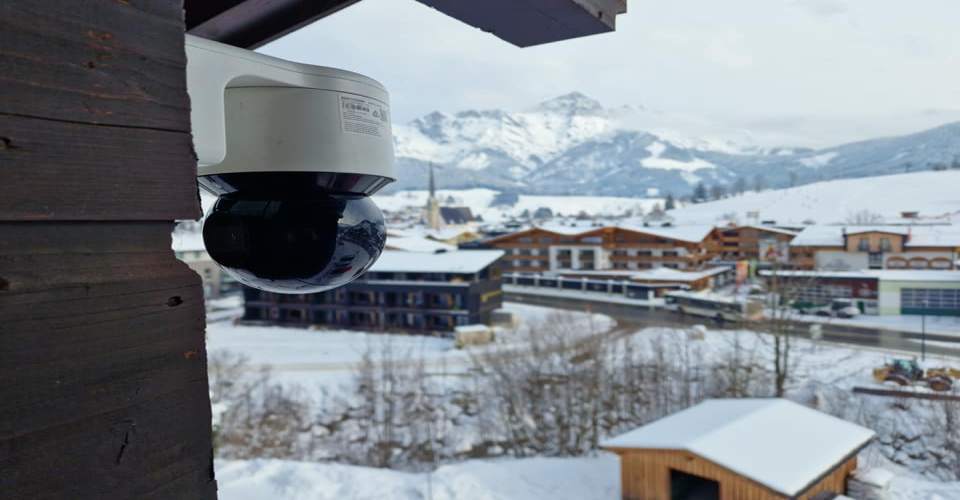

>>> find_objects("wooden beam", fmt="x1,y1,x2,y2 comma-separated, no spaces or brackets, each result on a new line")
415,0,627,47
0,1,215,497
186,0,361,49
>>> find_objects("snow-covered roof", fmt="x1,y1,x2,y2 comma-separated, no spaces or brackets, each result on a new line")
601,398,874,497
629,266,730,282
552,267,729,282
616,223,715,243
385,235,457,253
666,290,750,304
370,250,504,274
761,269,960,283
791,225,960,248
736,224,799,236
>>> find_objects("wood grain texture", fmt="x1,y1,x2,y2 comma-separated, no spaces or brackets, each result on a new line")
1,1,216,498
0,222,216,499
610,448,858,500
0,1,191,131
0,114,201,221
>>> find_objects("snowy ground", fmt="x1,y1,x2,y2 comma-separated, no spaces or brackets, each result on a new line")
666,170,960,225
210,304,960,499
206,302,615,398
216,455,620,500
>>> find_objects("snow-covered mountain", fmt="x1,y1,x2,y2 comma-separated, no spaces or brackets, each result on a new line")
389,92,960,196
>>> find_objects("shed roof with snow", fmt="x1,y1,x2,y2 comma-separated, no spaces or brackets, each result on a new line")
601,398,874,498
370,250,504,274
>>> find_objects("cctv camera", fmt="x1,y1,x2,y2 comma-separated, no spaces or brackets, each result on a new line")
186,35,394,293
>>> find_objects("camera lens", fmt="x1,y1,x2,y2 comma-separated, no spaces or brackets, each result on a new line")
201,176,386,294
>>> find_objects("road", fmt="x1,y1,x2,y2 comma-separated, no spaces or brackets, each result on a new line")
506,292,960,358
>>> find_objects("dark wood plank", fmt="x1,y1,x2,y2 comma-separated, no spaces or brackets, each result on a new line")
0,114,201,221
2,1,216,498
0,1,191,131
0,222,215,499
186,0,361,49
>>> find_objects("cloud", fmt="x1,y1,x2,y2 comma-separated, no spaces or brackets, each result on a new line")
790,0,849,17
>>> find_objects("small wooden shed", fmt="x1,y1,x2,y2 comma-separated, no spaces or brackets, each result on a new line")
601,399,875,500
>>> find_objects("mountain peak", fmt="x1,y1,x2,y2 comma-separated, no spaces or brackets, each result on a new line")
535,92,604,115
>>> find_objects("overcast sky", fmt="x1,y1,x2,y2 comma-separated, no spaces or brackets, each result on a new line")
260,0,960,148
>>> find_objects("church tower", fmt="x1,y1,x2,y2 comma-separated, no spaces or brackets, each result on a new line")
425,163,442,230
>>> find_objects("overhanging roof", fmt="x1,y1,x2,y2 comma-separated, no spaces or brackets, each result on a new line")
185,0,627,49
416,0,627,48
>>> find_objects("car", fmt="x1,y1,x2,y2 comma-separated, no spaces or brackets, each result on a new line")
807,299,860,318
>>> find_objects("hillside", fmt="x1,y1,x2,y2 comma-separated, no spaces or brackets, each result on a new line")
666,170,960,226
388,92,960,196
374,188,662,224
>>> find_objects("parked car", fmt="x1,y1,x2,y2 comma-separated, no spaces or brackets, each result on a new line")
811,299,861,318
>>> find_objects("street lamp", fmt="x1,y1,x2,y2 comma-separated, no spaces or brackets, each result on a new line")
921,298,928,362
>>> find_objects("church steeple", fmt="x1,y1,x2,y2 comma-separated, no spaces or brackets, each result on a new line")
425,163,442,230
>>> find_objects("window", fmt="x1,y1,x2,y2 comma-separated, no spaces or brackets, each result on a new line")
539,237,553,244
857,238,869,251
902,288,960,314
518,237,533,243
880,237,892,251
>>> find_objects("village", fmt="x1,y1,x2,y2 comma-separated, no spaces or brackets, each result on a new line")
7,1,960,499
178,168,960,499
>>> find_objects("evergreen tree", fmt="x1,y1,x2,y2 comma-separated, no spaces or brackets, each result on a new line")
664,193,676,210
693,182,708,202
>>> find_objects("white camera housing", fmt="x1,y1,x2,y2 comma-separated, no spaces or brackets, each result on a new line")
185,35,395,294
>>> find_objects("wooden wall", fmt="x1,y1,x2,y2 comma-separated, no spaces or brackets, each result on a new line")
611,448,856,500
0,1,216,498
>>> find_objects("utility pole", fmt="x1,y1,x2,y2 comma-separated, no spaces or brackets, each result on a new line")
921,299,928,362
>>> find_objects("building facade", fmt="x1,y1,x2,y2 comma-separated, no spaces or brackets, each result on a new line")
760,269,960,316
243,250,505,333
487,225,721,274
716,225,797,262
790,226,960,271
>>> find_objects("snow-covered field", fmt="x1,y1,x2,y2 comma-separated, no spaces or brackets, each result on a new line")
206,302,615,397
374,188,663,223
210,304,960,499
217,455,620,500
667,170,960,225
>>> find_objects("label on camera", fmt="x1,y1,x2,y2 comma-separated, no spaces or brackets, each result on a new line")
339,95,389,138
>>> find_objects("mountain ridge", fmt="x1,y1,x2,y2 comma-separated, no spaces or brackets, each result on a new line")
388,93,960,196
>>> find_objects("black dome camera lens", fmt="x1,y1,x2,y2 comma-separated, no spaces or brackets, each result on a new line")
200,173,387,294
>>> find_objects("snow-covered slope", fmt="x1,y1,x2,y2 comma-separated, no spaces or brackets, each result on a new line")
374,188,663,223
666,170,960,225
389,92,960,196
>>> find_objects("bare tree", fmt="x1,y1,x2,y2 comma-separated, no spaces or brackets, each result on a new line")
755,264,820,397
845,209,884,225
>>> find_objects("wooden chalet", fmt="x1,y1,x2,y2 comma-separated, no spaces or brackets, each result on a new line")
601,399,874,500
